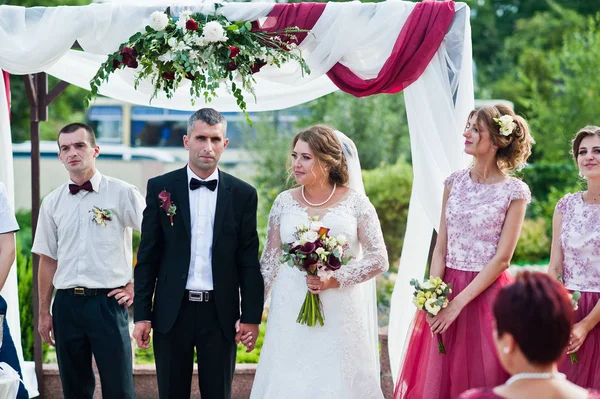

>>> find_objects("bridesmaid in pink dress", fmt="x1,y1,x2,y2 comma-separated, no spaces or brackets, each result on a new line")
394,105,535,399
459,272,600,399
548,126,600,389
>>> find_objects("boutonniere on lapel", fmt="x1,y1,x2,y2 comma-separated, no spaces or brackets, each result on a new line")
90,206,112,226
158,189,177,226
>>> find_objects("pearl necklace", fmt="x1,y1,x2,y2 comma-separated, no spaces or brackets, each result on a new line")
505,372,566,385
302,183,337,207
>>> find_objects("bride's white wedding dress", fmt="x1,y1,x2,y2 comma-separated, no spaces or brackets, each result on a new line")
250,189,388,399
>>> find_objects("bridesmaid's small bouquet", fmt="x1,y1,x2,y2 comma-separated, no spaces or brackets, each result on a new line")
280,217,352,327
568,290,582,364
410,276,452,354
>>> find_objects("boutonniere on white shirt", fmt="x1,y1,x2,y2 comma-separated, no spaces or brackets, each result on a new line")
158,189,177,226
90,206,112,226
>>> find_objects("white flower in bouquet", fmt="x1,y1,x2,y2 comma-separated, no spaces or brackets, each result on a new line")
304,231,319,243
336,235,348,246
158,51,175,63
424,298,441,316
317,264,334,282
315,247,326,259
149,11,169,31
168,37,179,49
202,21,227,43
334,245,344,257
420,281,434,290
309,221,322,232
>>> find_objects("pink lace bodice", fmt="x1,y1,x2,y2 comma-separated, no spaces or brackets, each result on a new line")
444,168,531,272
557,192,600,292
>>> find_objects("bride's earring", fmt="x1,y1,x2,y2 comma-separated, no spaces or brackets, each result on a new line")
503,347,509,354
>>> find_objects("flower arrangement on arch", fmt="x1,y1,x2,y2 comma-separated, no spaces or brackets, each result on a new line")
280,217,352,327
86,4,311,123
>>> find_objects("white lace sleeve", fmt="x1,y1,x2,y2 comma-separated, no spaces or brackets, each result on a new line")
260,195,283,297
333,195,389,288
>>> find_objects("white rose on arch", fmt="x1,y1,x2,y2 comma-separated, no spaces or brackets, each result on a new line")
149,11,169,31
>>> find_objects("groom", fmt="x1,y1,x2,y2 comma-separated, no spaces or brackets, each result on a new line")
133,108,264,398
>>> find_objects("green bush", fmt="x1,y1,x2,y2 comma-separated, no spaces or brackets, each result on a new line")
363,161,413,269
512,218,551,264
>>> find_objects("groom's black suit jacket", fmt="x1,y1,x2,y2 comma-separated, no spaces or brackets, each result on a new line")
134,166,264,339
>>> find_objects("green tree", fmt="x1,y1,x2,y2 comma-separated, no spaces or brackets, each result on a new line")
525,14,600,161
300,92,411,170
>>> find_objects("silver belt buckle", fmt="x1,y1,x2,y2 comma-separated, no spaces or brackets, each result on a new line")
189,291,208,302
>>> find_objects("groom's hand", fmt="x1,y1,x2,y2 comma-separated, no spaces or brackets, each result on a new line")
132,321,152,349
236,323,259,353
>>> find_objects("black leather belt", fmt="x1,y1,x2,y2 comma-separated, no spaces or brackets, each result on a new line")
185,290,213,303
60,287,113,297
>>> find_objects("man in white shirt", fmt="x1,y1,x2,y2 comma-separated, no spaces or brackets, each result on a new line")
32,123,145,399
0,182,28,398
132,108,264,398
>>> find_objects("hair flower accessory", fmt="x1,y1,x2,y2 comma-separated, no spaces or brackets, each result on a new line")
494,115,517,136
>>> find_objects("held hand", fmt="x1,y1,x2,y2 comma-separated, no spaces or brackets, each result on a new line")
567,321,590,354
132,321,152,349
306,275,339,295
236,323,259,353
108,282,134,308
38,312,55,347
430,300,463,335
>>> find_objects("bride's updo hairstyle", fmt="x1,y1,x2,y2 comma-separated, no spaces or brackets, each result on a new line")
292,125,349,186
468,104,534,172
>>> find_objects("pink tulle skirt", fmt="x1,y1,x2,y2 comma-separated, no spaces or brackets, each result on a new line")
393,268,512,399
559,291,600,390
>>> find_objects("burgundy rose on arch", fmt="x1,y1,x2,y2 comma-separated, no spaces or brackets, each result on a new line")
227,61,237,71
120,46,138,68
229,46,240,58
111,59,121,71
250,61,266,74
185,19,199,31
162,71,175,80
326,253,342,271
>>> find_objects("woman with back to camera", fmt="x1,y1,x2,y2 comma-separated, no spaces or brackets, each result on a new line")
548,125,600,389
250,125,389,398
459,271,600,399
394,104,534,398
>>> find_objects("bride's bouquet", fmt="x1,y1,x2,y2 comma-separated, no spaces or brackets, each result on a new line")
568,290,582,364
280,217,351,327
410,276,452,354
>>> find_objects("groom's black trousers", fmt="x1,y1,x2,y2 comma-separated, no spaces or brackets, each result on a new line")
154,295,236,399
52,289,135,399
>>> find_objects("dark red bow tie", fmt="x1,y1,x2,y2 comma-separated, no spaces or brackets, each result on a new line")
69,180,93,195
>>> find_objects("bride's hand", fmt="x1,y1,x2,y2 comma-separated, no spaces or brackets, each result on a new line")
306,275,339,294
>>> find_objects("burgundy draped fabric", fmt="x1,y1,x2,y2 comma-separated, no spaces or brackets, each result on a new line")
259,1,455,97
2,70,9,112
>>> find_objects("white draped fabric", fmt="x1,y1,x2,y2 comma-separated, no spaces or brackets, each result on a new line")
0,0,473,391
0,77,38,397
388,4,474,382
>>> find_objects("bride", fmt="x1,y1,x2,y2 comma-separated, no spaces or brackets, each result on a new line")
250,125,388,399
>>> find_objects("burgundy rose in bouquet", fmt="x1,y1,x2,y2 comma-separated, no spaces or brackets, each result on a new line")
280,217,351,327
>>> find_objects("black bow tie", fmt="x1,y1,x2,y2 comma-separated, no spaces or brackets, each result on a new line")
190,178,217,191
69,180,93,195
